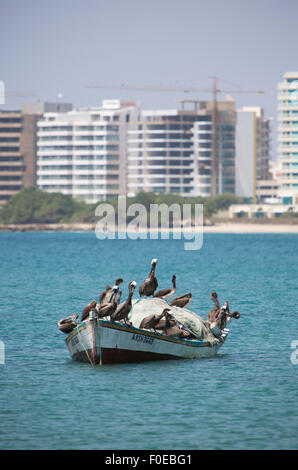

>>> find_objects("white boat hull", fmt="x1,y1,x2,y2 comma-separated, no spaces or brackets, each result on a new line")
65,318,229,365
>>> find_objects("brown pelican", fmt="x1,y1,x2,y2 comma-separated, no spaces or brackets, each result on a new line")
170,292,192,308
223,301,241,320
154,275,176,301
96,285,119,320
210,291,220,310
111,281,137,324
58,314,79,334
139,259,158,297
207,291,221,323
139,308,174,334
81,300,97,322
116,290,122,305
207,299,241,332
99,278,123,304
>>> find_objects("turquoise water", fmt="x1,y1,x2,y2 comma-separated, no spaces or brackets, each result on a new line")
0,232,297,450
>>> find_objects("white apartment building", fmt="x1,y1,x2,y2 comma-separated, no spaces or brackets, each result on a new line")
235,106,271,201
36,100,139,203
127,109,197,196
277,72,298,205
256,159,282,203
127,99,236,197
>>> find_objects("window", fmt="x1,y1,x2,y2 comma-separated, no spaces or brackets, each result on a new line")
0,175,21,181
0,147,19,152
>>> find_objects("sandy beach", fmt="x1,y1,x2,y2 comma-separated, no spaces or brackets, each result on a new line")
202,223,298,233
0,223,298,233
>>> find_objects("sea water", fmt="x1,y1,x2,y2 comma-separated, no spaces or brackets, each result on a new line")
0,232,297,450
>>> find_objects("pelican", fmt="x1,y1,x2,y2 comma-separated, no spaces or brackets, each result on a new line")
81,300,97,321
223,300,241,320
58,314,79,334
139,308,174,334
170,292,192,308
96,285,119,320
154,274,176,301
207,299,241,333
207,291,221,323
99,278,123,304
139,259,158,297
111,281,137,324
116,290,122,304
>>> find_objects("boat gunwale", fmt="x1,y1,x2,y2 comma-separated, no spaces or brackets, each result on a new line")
65,318,224,349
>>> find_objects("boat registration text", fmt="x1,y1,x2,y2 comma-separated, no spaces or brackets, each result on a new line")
131,333,154,345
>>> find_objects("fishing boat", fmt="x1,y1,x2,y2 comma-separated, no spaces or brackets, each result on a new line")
64,314,229,366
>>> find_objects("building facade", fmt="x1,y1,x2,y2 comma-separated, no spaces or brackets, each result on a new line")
0,102,72,207
127,98,236,197
36,100,139,203
0,110,24,206
127,108,197,196
235,106,271,201
277,72,298,205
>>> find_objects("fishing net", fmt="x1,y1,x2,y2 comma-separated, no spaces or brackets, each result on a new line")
129,297,220,346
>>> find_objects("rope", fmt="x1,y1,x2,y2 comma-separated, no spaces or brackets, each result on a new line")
75,325,94,367
128,297,143,320
97,318,102,366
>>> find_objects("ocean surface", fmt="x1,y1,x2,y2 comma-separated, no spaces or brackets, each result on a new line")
0,232,297,450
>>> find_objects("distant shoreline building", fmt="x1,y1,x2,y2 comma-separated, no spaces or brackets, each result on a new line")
36,100,139,203
0,97,276,206
0,102,73,207
127,98,236,198
0,110,24,206
235,106,271,201
277,71,298,205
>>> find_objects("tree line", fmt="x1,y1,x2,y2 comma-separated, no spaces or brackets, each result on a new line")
0,187,245,224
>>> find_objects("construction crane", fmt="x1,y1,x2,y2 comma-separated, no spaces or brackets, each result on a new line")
88,77,264,197
5,92,39,99
87,77,264,101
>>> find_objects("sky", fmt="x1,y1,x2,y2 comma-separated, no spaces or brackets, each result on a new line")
1,0,298,158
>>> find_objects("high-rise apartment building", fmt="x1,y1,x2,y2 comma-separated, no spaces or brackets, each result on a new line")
36,100,139,202
0,110,24,206
0,102,72,207
194,99,236,197
127,98,236,197
235,106,271,201
127,108,196,196
277,72,298,204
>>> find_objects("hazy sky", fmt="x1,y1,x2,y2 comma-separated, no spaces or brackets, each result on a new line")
1,0,298,157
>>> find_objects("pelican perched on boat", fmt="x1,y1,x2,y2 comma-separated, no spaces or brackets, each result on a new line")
154,274,176,301
116,290,122,304
99,278,123,304
111,281,137,324
207,298,241,335
58,313,79,334
207,292,221,323
170,292,192,308
81,300,97,322
210,291,220,310
223,301,241,320
96,285,119,320
139,307,174,334
139,259,158,297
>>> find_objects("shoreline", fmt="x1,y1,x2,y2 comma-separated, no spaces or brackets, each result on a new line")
1,223,298,234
